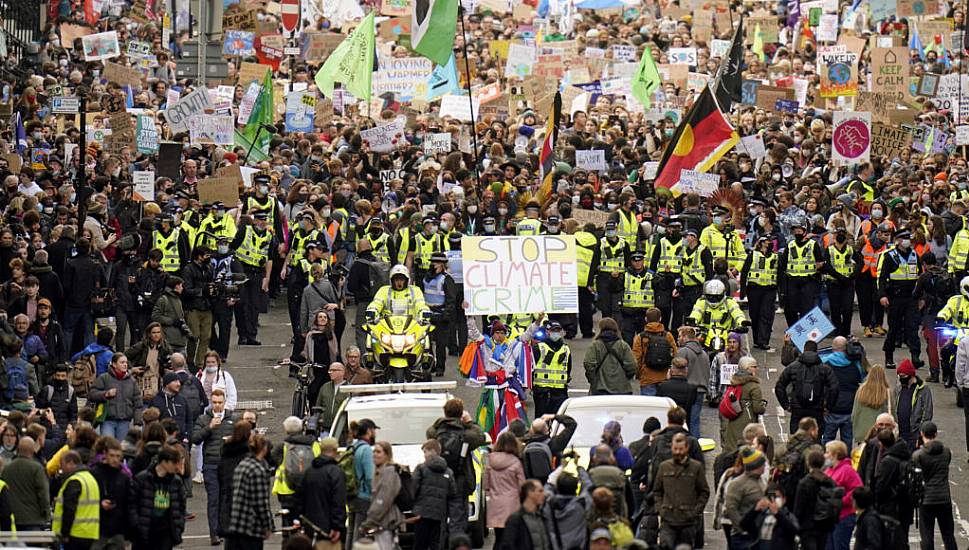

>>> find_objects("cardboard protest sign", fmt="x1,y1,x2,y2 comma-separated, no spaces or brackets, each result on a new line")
535,54,566,79
132,171,155,201
103,61,143,89
164,88,213,133
678,169,720,197
576,150,607,172
380,0,411,17
60,24,93,49
571,208,611,226
870,47,908,100
505,43,536,78
897,0,939,17
957,125,969,146
284,92,316,132
818,14,839,42
125,40,152,58
372,57,433,101
739,134,768,159
832,111,872,164
755,85,796,111
189,116,234,145
423,133,451,155
854,91,894,124
360,117,406,153
1,154,21,174
869,122,912,158
237,62,271,86
82,32,121,61
440,94,479,121
746,16,778,43
223,9,257,30
818,45,858,97
198,177,241,206
301,32,344,60
462,236,578,315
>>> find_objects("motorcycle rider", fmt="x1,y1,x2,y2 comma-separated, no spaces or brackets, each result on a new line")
367,265,431,323
674,229,714,331
687,279,748,351
423,253,458,377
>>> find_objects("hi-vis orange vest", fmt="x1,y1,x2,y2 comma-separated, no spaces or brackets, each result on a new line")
861,239,886,277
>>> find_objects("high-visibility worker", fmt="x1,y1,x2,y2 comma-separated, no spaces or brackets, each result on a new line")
531,321,572,417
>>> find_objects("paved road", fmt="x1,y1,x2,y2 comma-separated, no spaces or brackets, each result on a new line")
178,299,969,548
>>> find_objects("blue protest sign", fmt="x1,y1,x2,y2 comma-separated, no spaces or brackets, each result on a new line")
785,306,836,352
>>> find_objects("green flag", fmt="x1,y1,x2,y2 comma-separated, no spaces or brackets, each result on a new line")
752,22,765,62
314,11,376,102
631,45,661,109
412,0,459,67
236,70,274,158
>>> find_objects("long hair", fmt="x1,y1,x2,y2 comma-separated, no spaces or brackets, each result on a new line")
929,215,947,246
857,365,890,409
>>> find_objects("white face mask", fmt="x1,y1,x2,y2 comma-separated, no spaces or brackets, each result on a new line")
871,208,883,219
467,205,478,214
440,221,451,231
205,365,218,374
217,245,229,254
498,208,508,216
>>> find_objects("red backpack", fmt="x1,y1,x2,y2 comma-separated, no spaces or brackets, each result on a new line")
719,384,745,420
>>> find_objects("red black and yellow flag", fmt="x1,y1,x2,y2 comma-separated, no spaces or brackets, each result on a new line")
536,90,562,203
655,86,739,193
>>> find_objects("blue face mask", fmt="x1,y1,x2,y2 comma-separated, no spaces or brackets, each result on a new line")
548,331,563,342
713,216,723,225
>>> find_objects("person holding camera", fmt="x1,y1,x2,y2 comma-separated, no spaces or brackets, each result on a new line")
151,276,192,357
181,247,215,371
209,236,246,360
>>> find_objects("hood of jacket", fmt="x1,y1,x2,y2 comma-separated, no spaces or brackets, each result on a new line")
799,351,821,366
312,454,339,468
487,451,521,471
424,455,448,474
823,351,852,367
29,264,52,275
923,439,945,455
730,372,759,386
644,322,667,333
886,440,912,461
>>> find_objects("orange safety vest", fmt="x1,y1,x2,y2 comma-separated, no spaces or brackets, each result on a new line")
914,242,928,258
859,219,895,239
861,239,886,277
321,221,339,263
822,233,835,248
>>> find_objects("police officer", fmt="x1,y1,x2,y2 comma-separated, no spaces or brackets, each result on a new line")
949,219,969,280
675,229,713,331
741,236,778,350
482,216,500,237
231,210,275,346
516,201,543,235
936,276,969,386
445,233,468,356
394,213,417,269
423,253,458,376
210,236,245,360
778,219,824,327
347,239,384,352
610,191,642,250
879,229,923,369
824,226,857,337
194,202,237,251
532,321,572,416
620,251,654,345
544,215,562,236
154,212,189,274
700,205,745,273
367,265,430,321
282,211,319,279
598,220,627,320
414,216,445,282
574,223,600,338
365,216,391,265
650,217,683,328
687,279,748,349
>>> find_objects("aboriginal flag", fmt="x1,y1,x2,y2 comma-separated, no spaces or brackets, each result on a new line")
536,90,562,202
654,86,739,192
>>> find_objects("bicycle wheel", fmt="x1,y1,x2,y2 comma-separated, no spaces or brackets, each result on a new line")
292,388,306,418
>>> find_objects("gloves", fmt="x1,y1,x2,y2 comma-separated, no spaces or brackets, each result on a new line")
365,309,377,325
179,322,192,337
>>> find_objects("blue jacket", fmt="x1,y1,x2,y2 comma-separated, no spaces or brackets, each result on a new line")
71,344,114,376
822,351,865,414
352,440,375,500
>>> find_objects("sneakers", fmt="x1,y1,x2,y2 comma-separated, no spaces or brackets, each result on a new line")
210,536,223,546
864,327,873,338
928,374,940,383
874,326,887,336
193,471,204,484
886,363,896,370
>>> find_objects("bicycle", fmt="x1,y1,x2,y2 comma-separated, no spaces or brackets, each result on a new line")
281,359,319,418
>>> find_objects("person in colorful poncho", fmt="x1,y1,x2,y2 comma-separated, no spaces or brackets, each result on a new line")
460,309,545,439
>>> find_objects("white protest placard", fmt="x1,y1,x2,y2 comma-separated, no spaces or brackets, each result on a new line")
423,132,452,155
81,31,120,61
678,169,720,196
720,364,738,385
505,43,536,77
669,48,698,66
576,150,607,172
439,94,480,121
372,57,433,101
237,82,261,124
462,235,578,315
711,39,731,59
611,45,636,62
164,87,213,133
188,115,234,146
957,125,969,146
643,162,659,180
360,117,406,153
818,13,839,42
739,134,768,159
165,89,180,107
132,171,155,201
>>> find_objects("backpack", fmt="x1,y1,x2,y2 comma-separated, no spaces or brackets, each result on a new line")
2,359,28,403
522,440,554,483
795,363,823,408
178,375,203,419
643,332,673,371
437,428,467,474
901,460,924,508
283,442,315,489
45,384,75,404
338,442,361,497
718,384,745,420
361,259,390,295
70,354,98,397
394,464,415,511
812,482,845,529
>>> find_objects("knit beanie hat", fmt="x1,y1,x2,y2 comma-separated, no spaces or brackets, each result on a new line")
740,446,766,471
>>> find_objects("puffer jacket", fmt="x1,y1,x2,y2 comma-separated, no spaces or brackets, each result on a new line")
297,454,347,534
87,369,144,420
720,370,767,453
127,467,185,545
542,466,593,550
412,455,457,521
192,410,238,464
484,451,525,529
365,463,404,531
775,350,838,412
913,439,951,505
583,330,636,395
151,289,189,348
822,351,865,414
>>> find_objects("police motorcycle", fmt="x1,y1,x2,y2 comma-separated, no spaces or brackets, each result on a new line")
363,310,435,383
683,279,750,360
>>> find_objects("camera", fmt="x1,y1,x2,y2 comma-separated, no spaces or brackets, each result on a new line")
213,273,247,299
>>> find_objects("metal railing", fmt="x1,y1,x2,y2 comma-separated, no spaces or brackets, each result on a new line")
0,0,44,66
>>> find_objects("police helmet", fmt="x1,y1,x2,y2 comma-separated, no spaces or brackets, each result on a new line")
389,264,410,284
962,276,969,299
703,279,726,306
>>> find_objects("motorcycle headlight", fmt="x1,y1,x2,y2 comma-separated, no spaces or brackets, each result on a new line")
381,334,392,346
405,333,417,346
390,334,407,352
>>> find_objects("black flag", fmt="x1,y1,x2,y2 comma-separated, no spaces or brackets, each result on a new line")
714,17,745,112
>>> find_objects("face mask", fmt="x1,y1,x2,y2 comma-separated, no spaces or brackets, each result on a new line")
836,233,847,244
794,231,805,241
900,238,912,249
871,208,883,219
467,205,478,214
32,132,42,140
606,202,618,210
605,229,617,238
205,366,218,374
484,223,496,232
713,216,723,225
664,128,674,138
824,458,834,468
772,173,782,182
899,375,911,385
757,216,766,227
69,193,76,203
53,379,67,389
440,221,451,231
656,225,666,235
213,209,224,219
572,195,580,205
549,331,563,342
793,135,802,143
748,207,758,217
498,208,508,216
217,244,229,254
321,207,331,218
428,225,439,234
43,206,53,214
258,185,269,195
594,202,603,209
369,226,382,237
59,58,68,67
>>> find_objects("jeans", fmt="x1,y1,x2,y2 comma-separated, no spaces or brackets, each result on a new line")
827,513,855,550
62,306,94,355
100,419,130,442
822,412,853,445
413,518,442,550
640,384,658,396
920,503,958,550
690,395,704,436
203,464,221,537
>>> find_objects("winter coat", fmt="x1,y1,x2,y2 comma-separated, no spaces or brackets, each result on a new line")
583,330,636,395
723,471,766,535
315,381,348,432
499,507,550,550
520,414,577,458
127,467,185,545
297,454,347,534
180,260,212,311
822,351,865,414
28,264,64,314
217,439,249,535
854,509,884,550
740,505,799,550
298,279,340,334
87,369,144,421
174,371,207,423
656,375,698,413
192,410,237,465
426,417,486,496
892,377,933,439
0,356,40,407
412,455,457,522
484,451,526,528
719,370,767,453
62,254,106,309
226,456,274,538
1,455,50,527
91,461,131,538
588,464,631,518
149,391,190,441
366,463,404,531
851,390,890,446
542,467,592,550
873,440,913,521
793,470,836,533
124,340,172,372
824,457,863,520
632,322,678,387
35,382,78,428
34,319,66,366
676,340,710,396
152,289,189,348
775,350,838,412
708,349,750,400
913,439,952,505
651,457,710,526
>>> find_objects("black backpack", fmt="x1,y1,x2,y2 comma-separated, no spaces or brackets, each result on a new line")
795,363,823,408
812,481,845,529
901,460,924,508
394,464,415,512
643,332,673,371
522,440,554,483
437,427,467,474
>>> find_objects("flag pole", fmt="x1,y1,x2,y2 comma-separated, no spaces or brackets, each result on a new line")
457,5,482,188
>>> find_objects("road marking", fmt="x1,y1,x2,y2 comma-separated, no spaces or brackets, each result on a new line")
954,501,969,538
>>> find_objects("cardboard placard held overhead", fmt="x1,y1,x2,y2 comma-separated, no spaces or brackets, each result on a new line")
870,47,908,100
223,9,257,30
897,0,939,17
156,142,183,179
103,61,143,89
755,85,796,111
60,23,94,49
1,154,22,174
854,91,895,124
237,62,271,86
198,177,242,206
